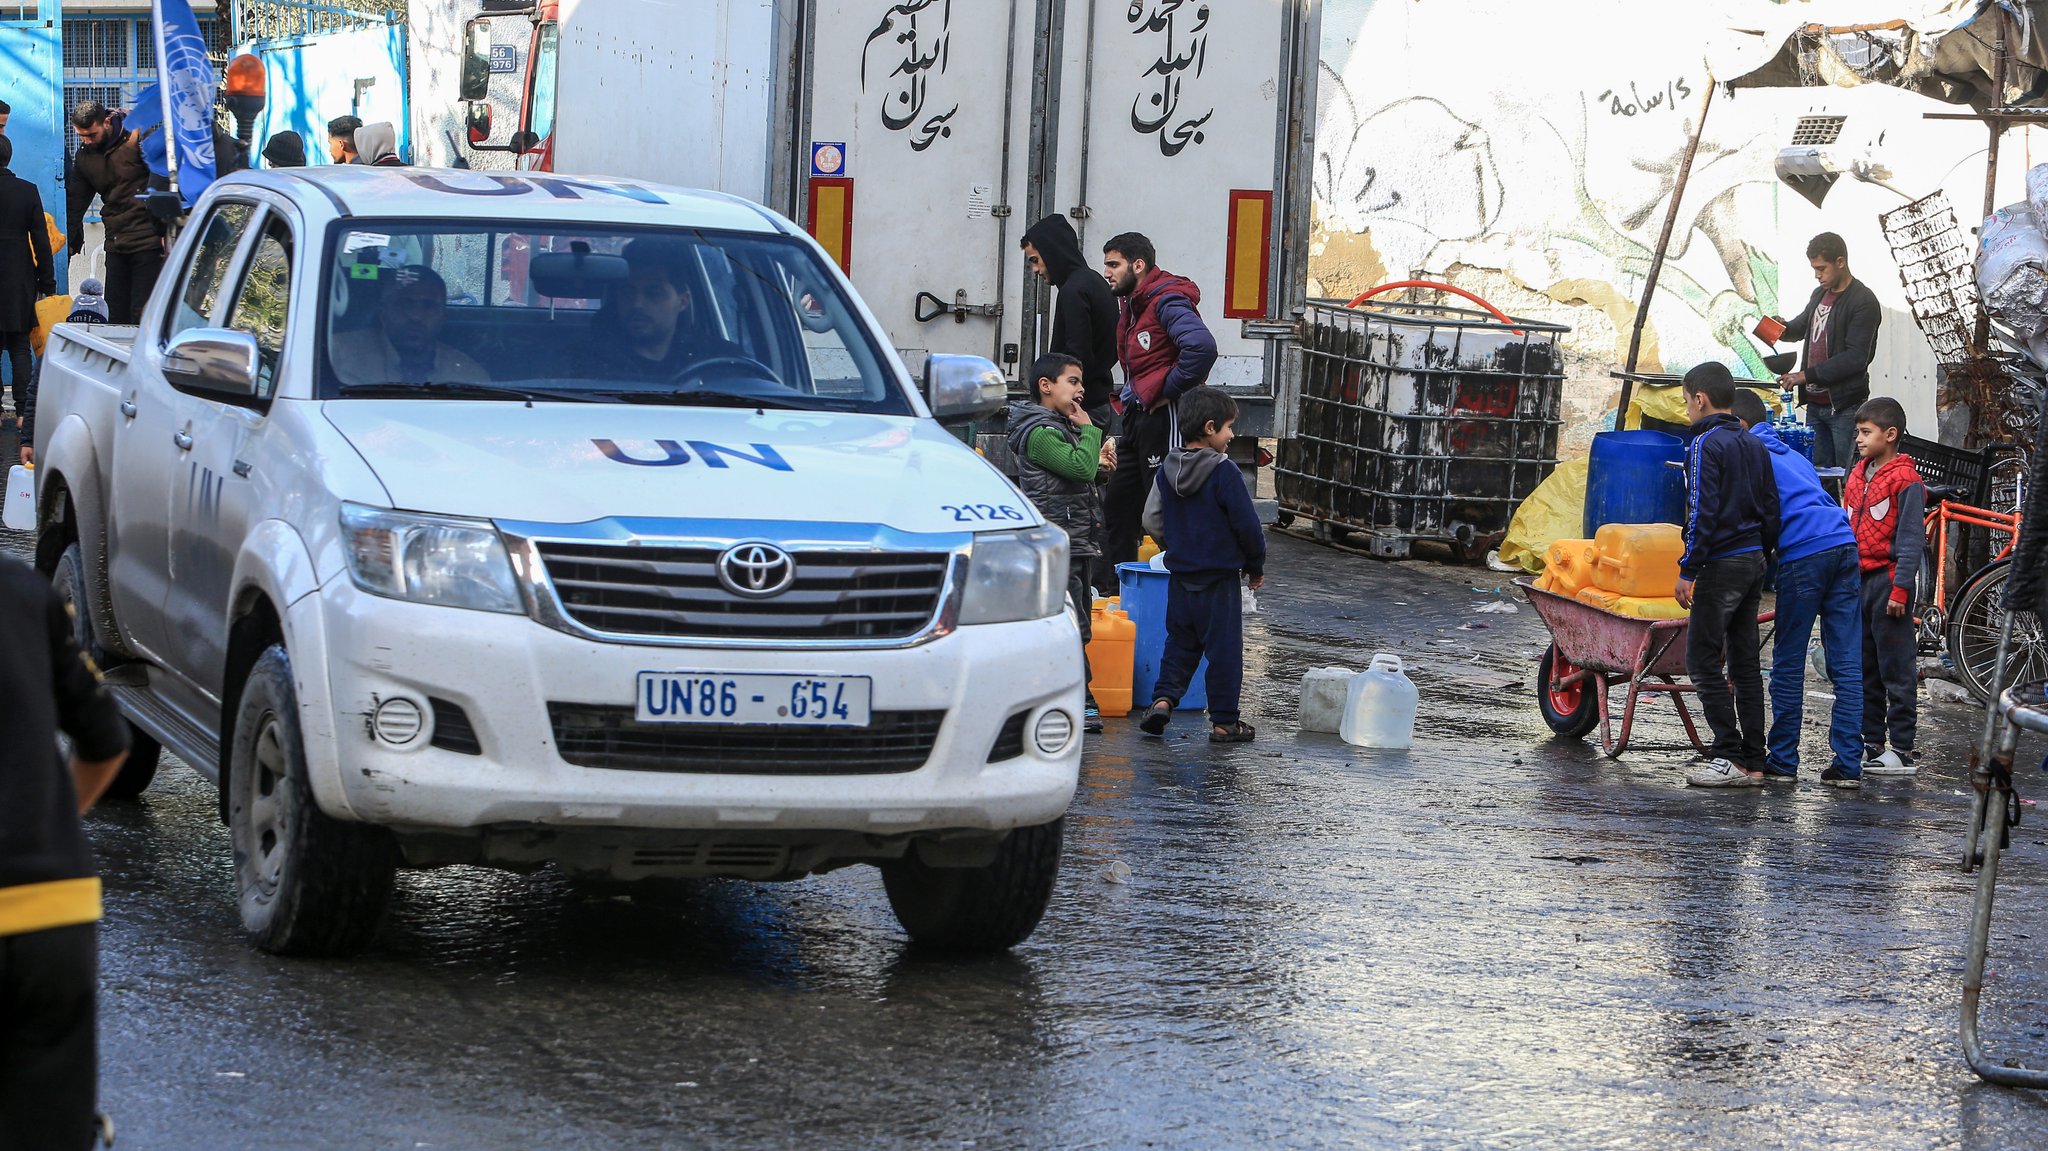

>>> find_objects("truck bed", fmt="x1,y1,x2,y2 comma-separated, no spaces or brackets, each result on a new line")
52,323,138,365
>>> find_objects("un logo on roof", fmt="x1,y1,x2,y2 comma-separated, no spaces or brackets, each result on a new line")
717,543,796,598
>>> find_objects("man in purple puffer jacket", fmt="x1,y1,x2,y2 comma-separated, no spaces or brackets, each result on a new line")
1100,231,1217,570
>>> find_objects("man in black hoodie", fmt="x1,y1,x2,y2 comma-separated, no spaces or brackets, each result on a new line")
1021,215,1120,423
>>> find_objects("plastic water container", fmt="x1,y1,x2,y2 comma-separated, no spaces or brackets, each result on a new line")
1138,535,1162,565
1591,522,1685,597
1340,653,1418,749
1575,585,1688,620
1116,562,1208,711
3,464,33,532
1583,430,1684,537
1298,667,1356,733
1538,538,1598,595
1086,604,1136,716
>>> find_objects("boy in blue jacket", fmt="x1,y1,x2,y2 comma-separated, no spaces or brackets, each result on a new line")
1733,392,1864,788
1677,363,1782,787
1138,388,1266,742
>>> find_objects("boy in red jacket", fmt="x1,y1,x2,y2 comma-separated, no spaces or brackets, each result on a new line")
1843,397,1925,776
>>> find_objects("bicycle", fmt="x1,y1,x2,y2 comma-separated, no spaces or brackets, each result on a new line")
1920,452,2045,703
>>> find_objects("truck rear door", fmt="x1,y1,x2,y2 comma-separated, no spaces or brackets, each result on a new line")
801,0,1026,373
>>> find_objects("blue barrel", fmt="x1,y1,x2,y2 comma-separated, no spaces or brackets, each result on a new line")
1117,563,1209,712
1583,430,1685,537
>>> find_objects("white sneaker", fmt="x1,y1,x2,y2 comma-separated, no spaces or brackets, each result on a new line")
1686,758,1764,787
1862,747,1919,777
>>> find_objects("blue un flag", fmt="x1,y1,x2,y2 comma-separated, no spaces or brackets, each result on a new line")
126,0,218,208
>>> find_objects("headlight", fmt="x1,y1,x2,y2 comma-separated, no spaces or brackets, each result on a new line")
958,526,1068,625
340,504,524,614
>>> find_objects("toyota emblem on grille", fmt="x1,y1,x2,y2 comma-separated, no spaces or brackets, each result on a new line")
718,543,797,598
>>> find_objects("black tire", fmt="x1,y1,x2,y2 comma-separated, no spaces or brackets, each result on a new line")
1537,644,1600,739
1947,561,2048,705
53,543,158,798
881,818,1064,951
99,724,162,801
51,542,104,667
228,646,396,956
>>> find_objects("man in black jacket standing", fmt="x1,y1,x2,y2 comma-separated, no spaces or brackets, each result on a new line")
1022,215,1119,423
65,101,161,325
0,555,130,1147
1770,232,1881,471
0,134,55,455
1023,214,1121,583
1676,363,1783,788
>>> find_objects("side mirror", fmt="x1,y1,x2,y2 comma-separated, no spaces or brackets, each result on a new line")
459,19,492,102
163,328,262,398
925,354,1008,423
466,102,492,145
509,130,540,156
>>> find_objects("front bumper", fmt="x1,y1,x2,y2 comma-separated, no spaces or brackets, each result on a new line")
299,580,1084,835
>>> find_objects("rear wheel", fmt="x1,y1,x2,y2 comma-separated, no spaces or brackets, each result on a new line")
881,819,1063,951
1537,644,1600,739
229,646,396,956
1947,560,2048,705
52,543,158,798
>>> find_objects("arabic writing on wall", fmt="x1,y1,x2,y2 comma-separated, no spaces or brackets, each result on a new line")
1130,0,1213,157
862,0,959,152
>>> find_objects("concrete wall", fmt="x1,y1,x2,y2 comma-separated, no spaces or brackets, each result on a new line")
1314,0,2048,454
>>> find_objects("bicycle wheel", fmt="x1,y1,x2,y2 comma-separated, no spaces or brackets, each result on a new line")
1946,560,2048,704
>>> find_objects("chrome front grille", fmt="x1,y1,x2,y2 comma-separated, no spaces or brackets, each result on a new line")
533,542,951,641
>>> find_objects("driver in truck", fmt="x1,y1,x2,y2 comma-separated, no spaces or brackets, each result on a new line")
330,264,489,387
584,238,744,382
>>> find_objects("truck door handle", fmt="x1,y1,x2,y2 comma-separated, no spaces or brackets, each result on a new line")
173,431,194,452
120,401,138,418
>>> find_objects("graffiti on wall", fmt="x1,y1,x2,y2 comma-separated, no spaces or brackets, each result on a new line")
1311,62,1782,403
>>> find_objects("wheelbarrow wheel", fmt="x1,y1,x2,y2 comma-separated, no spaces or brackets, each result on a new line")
1537,644,1600,739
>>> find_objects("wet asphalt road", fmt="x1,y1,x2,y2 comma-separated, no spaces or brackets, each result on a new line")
7,512,2048,1149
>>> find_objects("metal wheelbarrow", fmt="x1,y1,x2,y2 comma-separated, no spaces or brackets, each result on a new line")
1516,576,1771,758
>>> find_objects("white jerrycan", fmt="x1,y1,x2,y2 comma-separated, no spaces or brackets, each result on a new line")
3,464,33,532
1340,653,1418,749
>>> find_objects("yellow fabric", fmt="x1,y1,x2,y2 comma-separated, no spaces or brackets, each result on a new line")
1499,456,1589,573
1624,383,1783,430
31,294,73,356
0,877,102,937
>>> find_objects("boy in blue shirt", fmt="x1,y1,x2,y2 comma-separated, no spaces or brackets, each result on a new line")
1138,388,1266,742
1733,391,1864,788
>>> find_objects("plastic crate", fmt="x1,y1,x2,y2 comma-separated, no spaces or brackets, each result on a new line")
1275,299,1570,558
1901,434,1997,506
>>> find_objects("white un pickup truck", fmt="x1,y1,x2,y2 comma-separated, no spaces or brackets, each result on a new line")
31,168,1082,955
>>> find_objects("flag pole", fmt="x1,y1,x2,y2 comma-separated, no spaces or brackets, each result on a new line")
150,0,180,199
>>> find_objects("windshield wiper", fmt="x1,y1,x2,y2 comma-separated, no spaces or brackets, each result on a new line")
335,381,625,404
610,389,815,411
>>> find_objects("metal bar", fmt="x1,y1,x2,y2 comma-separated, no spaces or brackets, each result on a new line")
993,0,1022,369
1619,78,1716,418
1976,31,2009,355
1959,707,2048,1086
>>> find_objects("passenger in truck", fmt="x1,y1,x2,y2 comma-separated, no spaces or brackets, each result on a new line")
330,264,489,387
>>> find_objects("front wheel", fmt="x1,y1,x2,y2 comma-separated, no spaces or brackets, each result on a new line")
1537,645,1600,739
229,646,396,956
1947,560,2048,705
881,818,1064,951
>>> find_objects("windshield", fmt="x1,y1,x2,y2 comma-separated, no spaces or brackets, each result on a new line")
316,220,912,414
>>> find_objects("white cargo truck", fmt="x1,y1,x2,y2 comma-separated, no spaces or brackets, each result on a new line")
31,166,1083,955
402,0,1322,441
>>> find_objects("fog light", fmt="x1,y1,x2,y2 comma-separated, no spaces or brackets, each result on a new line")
372,697,425,746
1033,709,1075,755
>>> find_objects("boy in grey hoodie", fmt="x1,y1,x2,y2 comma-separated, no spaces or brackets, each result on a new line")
1139,388,1266,742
